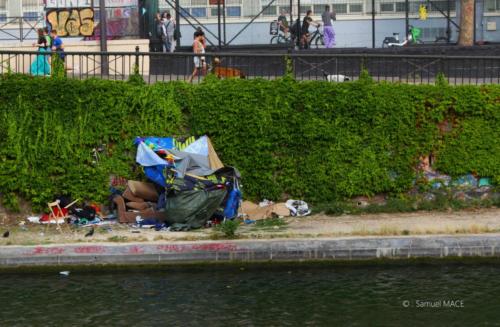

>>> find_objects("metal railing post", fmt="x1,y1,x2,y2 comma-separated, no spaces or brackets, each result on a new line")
19,17,23,42
0,50,497,85
135,46,140,75
99,0,109,76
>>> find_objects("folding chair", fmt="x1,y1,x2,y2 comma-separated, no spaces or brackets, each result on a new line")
46,199,77,233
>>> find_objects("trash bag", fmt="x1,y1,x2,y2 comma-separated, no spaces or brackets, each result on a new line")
165,189,227,231
285,200,311,217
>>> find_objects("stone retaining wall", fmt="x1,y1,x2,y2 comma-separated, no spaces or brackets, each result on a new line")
1,235,500,267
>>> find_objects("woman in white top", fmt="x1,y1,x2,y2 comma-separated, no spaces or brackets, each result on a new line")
188,31,206,83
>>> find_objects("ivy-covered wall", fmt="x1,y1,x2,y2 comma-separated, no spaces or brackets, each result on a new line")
0,75,498,211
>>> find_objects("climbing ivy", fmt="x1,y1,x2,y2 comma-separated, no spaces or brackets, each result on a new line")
0,74,498,211
0,75,183,211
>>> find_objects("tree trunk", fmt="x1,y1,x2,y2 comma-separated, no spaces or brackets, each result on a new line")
458,0,474,46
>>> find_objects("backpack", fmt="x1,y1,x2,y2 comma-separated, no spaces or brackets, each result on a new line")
174,28,181,41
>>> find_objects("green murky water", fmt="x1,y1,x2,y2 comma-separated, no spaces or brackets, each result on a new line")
1,264,499,326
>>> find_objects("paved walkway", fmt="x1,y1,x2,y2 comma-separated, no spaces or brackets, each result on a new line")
1,208,500,246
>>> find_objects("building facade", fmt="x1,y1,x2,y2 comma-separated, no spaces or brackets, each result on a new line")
0,0,499,46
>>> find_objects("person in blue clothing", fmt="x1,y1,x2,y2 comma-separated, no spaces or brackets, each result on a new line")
30,28,51,76
50,29,65,62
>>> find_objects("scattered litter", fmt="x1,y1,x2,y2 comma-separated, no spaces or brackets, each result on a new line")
103,213,117,220
27,216,41,224
423,193,436,201
131,230,141,234
2,231,9,238
59,271,70,276
285,200,311,217
479,178,492,187
452,174,478,188
424,171,451,189
259,199,274,207
241,201,292,220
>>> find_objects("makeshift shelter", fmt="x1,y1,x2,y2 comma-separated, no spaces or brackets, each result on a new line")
133,135,240,230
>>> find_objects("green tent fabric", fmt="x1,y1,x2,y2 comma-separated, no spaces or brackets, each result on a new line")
165,189,227,231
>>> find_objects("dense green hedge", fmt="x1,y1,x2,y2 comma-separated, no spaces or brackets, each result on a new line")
0,75,184,210
0,74,498,211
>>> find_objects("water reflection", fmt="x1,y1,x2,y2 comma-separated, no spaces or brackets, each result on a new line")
1,264,499,326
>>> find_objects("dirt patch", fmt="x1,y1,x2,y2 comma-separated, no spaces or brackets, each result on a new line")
0,200,34,225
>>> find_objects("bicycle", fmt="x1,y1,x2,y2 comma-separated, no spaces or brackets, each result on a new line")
300,25,324,49
307,25,324,49
270,30,291,45
270,20,292,45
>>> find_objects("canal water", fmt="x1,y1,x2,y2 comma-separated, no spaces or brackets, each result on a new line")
1,263,499,326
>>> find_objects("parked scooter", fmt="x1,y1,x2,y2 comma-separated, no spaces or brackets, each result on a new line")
382,26,423,48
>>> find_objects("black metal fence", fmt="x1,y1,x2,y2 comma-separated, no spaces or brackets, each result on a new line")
0,16,45,42
1,49,499,85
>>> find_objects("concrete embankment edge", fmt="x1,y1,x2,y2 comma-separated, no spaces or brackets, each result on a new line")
2,235,500,268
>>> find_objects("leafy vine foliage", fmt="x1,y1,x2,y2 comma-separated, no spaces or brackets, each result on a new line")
0,74,498,211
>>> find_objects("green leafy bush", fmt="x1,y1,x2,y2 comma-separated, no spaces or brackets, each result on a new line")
0,74,498,211
215,219,240,238
0,75,183,210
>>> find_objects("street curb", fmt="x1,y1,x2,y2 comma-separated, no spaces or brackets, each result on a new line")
1,235,500,267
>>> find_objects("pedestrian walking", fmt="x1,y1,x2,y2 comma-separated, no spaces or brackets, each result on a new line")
50,29,65,61
188,31,206,83
322,5,336,48
301,10,320,49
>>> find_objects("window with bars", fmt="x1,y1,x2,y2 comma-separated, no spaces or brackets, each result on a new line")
262,5,277,16
386,0,456,13
279,6,291,14
485,0,497,11
313,5,324,14
191,7,207,17
380,2,395,12
191,0,207,6
333,3,348,14
208,5,242,17
349,3,363,13
299,5,311,14
314,3,362,15
23,11,40,20
227,6,241,16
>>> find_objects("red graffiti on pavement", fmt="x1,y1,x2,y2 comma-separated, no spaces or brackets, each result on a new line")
74,246,105,254
156,243,238,253
128,245,144,254
27,247,65,256
157,245,184,252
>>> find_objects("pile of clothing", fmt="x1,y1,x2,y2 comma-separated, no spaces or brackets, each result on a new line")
27,196,110,226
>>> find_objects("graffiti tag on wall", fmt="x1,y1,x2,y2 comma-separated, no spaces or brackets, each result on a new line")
46,8,95,37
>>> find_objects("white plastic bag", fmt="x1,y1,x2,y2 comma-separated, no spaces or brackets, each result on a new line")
285,200,311,217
